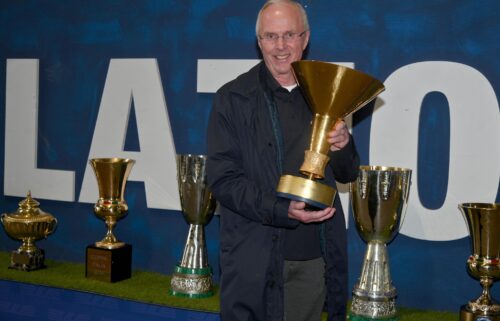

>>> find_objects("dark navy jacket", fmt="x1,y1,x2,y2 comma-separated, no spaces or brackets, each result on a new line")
207,62,360,321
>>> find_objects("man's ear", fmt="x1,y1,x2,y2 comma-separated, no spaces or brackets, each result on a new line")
302,31,311,50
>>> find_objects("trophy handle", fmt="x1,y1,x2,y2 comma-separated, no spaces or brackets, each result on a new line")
45,217,57,237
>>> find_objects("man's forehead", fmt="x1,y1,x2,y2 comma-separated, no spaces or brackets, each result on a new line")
259,5,302,32
262,3,298,20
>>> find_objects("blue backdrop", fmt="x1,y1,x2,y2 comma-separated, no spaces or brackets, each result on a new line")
1,0,499,313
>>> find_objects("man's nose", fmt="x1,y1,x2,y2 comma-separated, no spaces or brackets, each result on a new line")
275,36,286,49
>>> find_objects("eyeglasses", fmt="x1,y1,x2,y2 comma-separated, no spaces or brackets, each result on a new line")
258,31,307,43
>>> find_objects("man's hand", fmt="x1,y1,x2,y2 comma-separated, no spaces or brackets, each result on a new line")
288,200,335,223
327,120,349,152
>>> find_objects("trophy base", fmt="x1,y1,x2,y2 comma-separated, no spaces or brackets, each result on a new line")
349,295,398,320
276,175,336,209
85,244,132,283
9,249,46,271
348,312,399,321
170,265,213,298
460,304,500,321
94,240,126,249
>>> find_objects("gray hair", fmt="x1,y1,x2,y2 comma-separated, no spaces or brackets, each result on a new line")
255,0,310,36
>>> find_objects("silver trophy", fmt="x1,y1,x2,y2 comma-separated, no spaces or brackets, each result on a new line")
170,154,216,298
349,166,412,320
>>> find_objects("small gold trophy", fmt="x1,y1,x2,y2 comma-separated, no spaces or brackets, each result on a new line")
1,192,57,271
458,203,499,321
276,60,385,209
86,157,135,282
349,166,412,320
170,154,216,298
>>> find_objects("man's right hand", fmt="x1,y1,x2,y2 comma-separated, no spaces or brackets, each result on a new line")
287,200,335,223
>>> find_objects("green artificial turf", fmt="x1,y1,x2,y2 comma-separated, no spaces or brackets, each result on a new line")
0,251,219,312
0,251,458,320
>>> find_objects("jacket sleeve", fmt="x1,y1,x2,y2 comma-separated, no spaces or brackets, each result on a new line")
206,89,299,229
328,134,360,184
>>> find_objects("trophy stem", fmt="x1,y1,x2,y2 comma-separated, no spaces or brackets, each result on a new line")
472,277,496,307
462,277,500,319
20,238,38,254
351,241,397,320
181,224,208,269
95,217,124,249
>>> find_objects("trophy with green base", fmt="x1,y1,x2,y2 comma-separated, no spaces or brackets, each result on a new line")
170,154,216,298
349,166,412,321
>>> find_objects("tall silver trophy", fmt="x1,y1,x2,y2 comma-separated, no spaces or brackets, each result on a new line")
170,154,216,298
349,166,412,320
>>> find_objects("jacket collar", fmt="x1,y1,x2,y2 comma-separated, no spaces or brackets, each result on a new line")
229,61,282,97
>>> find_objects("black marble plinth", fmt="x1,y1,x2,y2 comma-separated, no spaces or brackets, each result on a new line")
85,244,132,282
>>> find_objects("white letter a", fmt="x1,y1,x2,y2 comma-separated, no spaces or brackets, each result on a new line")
79,59,180,210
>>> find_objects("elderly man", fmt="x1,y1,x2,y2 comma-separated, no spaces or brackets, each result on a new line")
207,1,359,320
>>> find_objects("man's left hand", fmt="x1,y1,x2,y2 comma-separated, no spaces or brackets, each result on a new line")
327,120,349,152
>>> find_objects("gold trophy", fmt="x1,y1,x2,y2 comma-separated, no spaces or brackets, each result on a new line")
458,203,499,321
276,60,385,209
86,157,135,282
1,192,57,271
349,166,412,320
170,154,216,298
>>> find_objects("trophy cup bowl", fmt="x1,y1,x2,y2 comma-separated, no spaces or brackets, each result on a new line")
90,157,135,249
276,60,385,209
1,192,57,271
349,166,412,320
170,154,216,298
458,203,499,321
86,157,135,283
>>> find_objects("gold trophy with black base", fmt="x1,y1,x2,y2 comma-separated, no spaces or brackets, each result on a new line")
276,60,385,209
170,154,216,298
349,166,412,321
459,203,499,321
1,192,57,271
86,158,135,283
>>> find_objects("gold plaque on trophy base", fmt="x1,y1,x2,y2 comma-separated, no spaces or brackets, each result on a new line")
9,249,46,271
85,244,132,283
276,175,336,209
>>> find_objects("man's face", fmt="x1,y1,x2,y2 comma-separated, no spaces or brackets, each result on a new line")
257,3,310,86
